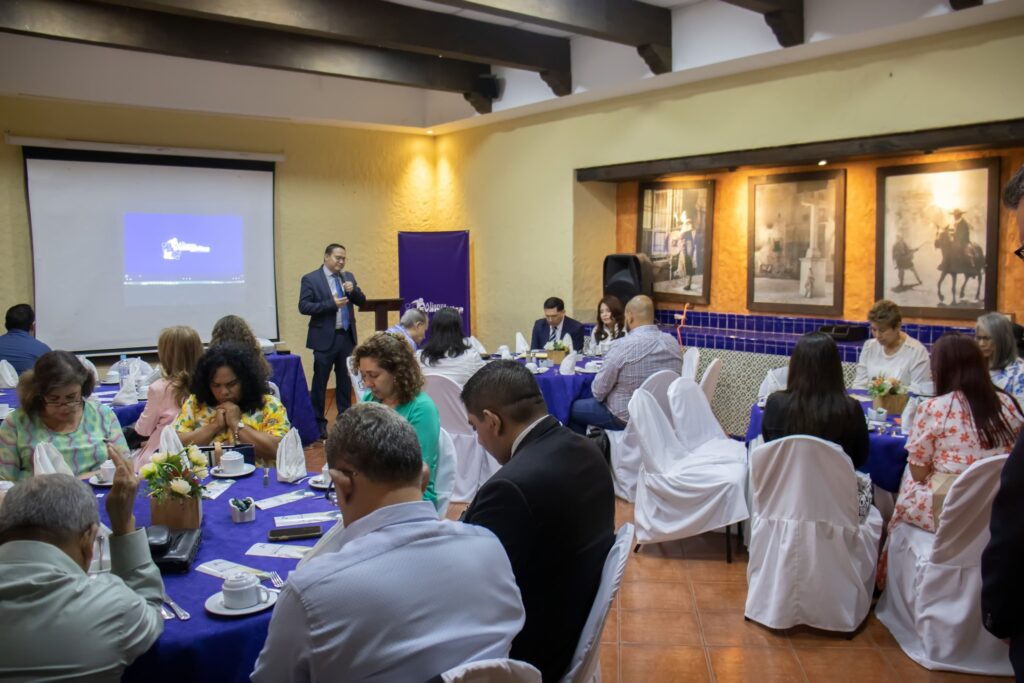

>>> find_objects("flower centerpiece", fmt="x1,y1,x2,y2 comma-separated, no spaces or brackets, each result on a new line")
867,375,910,414
544,339,570,365
140,446,208,529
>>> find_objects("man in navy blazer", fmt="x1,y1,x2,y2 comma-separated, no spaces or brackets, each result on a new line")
460,361,614,681
529,297,584,352
299,244,366,439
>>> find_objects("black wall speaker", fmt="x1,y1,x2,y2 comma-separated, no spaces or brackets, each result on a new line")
603,254,653,307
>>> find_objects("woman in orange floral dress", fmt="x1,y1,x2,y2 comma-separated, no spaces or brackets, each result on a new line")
878,334,1022,586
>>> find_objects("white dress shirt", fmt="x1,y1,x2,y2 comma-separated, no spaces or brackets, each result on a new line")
252,501,525,683
0,531,165,682
418,349,486,387
852,335,932,393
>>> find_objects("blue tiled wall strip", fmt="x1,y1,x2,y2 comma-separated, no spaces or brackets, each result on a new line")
629,310,975,364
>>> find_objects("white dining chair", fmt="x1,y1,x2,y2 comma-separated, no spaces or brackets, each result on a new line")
424,375,500,502
699,357,721,405
439,658,542,682
681,346,700,380
434,428,457,518
607,369,678,502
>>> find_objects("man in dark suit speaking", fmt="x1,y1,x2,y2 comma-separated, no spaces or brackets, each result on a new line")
299,243,366,439
460,361,614,680
530,297,585,352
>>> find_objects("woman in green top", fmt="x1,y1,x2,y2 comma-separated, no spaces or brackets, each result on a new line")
351,332,440,503
0,351,129,481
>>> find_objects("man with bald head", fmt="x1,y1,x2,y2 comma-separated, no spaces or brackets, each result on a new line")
568,295,683,434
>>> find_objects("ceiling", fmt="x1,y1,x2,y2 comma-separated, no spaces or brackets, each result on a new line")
0,0,1011,134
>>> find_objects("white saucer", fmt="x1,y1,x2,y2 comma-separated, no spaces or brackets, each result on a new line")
100,379,120,385
210,463,256,478
577,367,600,374
88,474,114,487
204,590,277,617
309,475,331,490
529,367,549,374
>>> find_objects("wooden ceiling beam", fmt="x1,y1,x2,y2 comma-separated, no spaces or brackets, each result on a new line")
721,0,804,48
0,0,500,112
426,0,673,74
91,0,572,95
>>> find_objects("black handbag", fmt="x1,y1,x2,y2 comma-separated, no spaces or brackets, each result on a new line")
146,525,202,573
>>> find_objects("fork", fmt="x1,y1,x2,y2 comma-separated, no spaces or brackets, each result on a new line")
267,571,285,588
163,592,191,621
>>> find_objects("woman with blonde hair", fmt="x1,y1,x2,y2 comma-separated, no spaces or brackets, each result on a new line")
134,326,204,467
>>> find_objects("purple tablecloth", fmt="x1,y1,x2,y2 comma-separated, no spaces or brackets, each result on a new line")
745,394,909,494
105,470,331,683
0,353,319,446
531,365,597,425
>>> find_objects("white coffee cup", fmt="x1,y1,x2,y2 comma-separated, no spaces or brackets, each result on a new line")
320,463,330,485
98,459,116,483
221,572,270,610
220,451,244,475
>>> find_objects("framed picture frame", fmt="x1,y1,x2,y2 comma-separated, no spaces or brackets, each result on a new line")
875,158,1000,319
747,169,846,315
636,179,715,305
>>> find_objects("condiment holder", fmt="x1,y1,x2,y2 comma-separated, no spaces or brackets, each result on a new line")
229,497,256,523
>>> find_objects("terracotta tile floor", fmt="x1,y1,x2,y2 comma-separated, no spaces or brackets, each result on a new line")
301,440,1009,683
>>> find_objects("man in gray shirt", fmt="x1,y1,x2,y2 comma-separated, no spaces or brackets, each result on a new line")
568,295,682,434
252,403,524,682
0,448,164,682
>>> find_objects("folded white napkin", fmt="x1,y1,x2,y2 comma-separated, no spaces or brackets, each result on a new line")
559,351,578,375
466,336,488,355
499,345,513,360
76,356,100,384
144,366,164,386
112,373,139,405
125,358,153,378
525,362,538,373
33,442,73,476
584,360,602,372
159,428,184,455
515,333,529,354
0,360,17,388
561,333,573,350
276,428,305,482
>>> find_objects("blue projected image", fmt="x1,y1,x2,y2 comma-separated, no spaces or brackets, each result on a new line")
123,213,244,285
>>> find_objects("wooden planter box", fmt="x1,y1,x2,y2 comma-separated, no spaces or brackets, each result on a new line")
151,495,203,530
873,393,909,415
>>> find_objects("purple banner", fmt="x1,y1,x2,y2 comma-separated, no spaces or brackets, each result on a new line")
398,231,471,335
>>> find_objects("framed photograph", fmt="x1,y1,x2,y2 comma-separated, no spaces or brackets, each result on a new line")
636,180,715,305
747,170,846,315
875,158,999,319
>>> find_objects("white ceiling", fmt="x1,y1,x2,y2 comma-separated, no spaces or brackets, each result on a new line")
0,0,1016,136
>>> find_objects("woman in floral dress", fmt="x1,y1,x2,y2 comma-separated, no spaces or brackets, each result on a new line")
879,334,1022,586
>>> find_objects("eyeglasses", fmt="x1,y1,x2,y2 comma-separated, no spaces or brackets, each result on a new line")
975,334,992,342
322,466,358,503
43,397,83,407
1015,244,1024,262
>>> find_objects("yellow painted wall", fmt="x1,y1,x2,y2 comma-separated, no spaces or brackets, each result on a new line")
615,148,1024,324
0,96,436,381
435,18,1024,343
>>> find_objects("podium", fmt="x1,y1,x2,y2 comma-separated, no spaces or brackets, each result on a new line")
359,298,405,332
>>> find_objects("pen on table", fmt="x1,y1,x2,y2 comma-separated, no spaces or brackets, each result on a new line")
263,467,270,487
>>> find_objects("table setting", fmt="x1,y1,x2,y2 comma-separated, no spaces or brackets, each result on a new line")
83,451,339,683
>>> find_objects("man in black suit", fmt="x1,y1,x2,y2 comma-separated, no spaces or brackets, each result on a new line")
299,243,366,439
460,361,614,681
982,163,1024,680
529,297,585,352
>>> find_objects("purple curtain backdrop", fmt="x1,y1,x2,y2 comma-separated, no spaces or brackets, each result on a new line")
398,230,471,335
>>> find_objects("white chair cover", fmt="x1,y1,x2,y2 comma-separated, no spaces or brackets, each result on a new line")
466,336,488,355
631,389,748,545
424,375,499,502
699,357,721,405
76,355,101,384
349,369,369,403
267,381,282,399
434,428,457,517
159,427,184,455
667,377,727,455
607,370,678,502
560,523,634,683
681,347,700,380
875,455,1012,675
0,360,17,388
441,658,542,683
756,366,788,399
745,435,882,632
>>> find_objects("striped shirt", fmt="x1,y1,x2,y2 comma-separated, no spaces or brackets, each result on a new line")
591,324,683,422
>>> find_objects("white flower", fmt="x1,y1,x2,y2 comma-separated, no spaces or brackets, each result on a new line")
139,463,156,478
188,451,208,468
151,452,167,465
194,468,209,480
544,341,554,350
169,478,192,496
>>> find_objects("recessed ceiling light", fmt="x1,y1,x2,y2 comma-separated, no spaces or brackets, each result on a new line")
817,159,828,166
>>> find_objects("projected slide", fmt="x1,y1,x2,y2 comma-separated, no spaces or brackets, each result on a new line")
124,213,244,285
